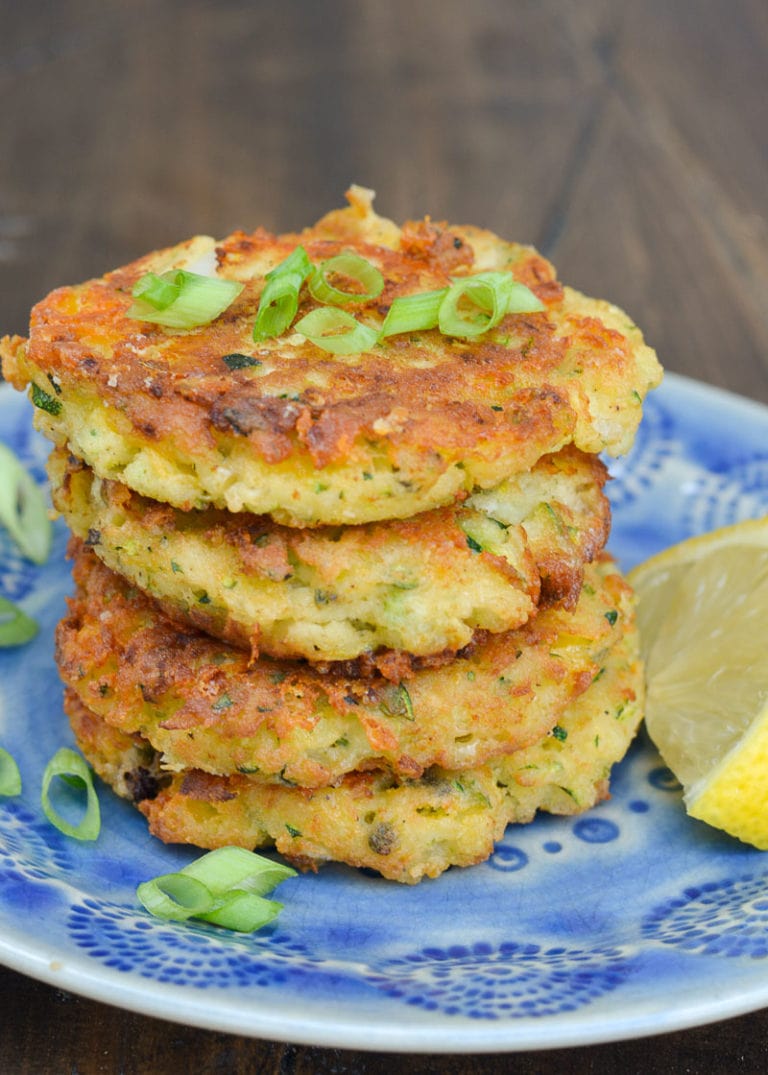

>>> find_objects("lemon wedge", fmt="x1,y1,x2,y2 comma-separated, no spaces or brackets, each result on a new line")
628,518,768,849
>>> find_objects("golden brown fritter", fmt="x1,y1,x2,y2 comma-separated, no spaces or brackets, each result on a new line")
48,446,610,663
65,624,643,883
1,187,661,526
55,543,633,787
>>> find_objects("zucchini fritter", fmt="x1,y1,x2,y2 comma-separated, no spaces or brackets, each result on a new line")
56,544,633,787
1,187,661,526
66,626,643,883
49,446,610,664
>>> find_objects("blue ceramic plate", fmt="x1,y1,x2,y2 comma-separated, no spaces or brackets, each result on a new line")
1,374,768,1053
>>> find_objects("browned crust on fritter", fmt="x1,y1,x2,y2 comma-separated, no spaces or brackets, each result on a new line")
64,624,643,883
1,191,660,528
529,457,606,610
55,543,632,787
4,227,573,470
49,444,610,667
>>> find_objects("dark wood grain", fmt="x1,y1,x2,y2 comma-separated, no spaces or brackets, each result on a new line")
1,1,767,1071
1,960,768,1074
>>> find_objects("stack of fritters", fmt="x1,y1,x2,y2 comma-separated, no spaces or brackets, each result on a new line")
1,188,662,882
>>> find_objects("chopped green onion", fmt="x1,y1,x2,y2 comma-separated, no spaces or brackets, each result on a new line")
505,281,545,314
0,595,38,648
253,246,312,341
295,308,378,355
0,747,21,796
41,747,101,840
30,382,62,416
196,890,284,932
132,272,181,310
253,276,301,339
379,288,447,338
180,846,296,896
127,270,244,330
137,847,296,932
308,253,384,305
0,442,52,564
137,873,215,922
439,272,518,339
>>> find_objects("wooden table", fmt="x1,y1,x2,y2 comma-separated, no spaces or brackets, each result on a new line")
1,2,767,1070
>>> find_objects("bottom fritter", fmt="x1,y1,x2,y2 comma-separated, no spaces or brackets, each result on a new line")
65,629,643,884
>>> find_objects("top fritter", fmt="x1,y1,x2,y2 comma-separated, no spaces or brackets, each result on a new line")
0,187,662,527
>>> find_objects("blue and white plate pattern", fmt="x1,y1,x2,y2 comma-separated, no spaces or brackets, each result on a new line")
1,373,768,1053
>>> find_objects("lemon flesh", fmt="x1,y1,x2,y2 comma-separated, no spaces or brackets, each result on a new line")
629,520,768,849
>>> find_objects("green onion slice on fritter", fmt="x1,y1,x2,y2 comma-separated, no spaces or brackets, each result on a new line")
381,275,544,341
505,280,546,315
253,245,313,341
379,288,447,338
128,270,244,330
295,307,379,355
308,253,384,305
438,272,521,338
